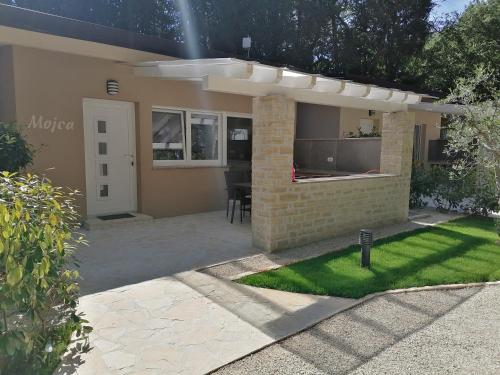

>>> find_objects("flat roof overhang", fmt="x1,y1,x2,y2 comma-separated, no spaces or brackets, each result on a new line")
135,58,426,112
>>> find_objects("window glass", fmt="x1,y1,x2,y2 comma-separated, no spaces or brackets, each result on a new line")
191,113,219,160
98,142,107,155
152,111,184,160
227,117,252,163
99,184,109,197
100,163,108,176
97,120,107,134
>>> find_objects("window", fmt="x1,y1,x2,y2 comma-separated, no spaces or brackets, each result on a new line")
152,108,223,166
152,110,185,161
190,113,219,161
98,142,107,155
227,116,252,165
97,120,107,134
99,163,108,177
99,184,109,198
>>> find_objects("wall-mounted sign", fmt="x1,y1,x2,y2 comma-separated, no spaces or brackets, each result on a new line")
28,115,75,133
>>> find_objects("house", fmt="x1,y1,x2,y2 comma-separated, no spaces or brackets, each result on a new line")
0,4,457,251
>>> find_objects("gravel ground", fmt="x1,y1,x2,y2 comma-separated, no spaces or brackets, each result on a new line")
202,210,461,280
212,285,500,375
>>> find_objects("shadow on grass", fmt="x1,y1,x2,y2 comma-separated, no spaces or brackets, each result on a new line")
238,217,499,298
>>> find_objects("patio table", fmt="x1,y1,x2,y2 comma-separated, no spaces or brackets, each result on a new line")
230,182,251,224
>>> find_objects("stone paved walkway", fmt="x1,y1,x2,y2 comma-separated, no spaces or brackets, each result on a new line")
57,272,355,375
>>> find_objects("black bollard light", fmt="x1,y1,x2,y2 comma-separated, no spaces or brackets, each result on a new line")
359,229,373,268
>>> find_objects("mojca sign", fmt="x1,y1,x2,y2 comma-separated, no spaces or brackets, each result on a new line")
28,115,75,133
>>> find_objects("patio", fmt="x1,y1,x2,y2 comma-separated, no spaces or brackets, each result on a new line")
60,209,462,374
62,211,356,374
77,210,257,295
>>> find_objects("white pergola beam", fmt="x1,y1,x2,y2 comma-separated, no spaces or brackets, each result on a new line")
134,58,426,111
203,75,407,112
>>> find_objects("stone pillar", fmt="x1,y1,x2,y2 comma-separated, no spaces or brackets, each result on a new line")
380,111,415,177
380,111,415,219
251,95,296,251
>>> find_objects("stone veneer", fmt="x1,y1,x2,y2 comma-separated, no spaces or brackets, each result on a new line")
252,95,415,252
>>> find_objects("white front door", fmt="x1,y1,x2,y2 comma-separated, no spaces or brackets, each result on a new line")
83,99,137,216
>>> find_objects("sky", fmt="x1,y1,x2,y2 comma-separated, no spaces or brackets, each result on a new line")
431,0,472,19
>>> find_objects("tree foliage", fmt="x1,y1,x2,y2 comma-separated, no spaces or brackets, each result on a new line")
442,67,500,208
6,0,498,94
0,122,34,172
5,0,434,86
5,0,179,39
0,173,90,374
411,0,500,93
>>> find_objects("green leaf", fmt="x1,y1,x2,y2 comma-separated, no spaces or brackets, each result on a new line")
49,214,58,226
7,265,23,286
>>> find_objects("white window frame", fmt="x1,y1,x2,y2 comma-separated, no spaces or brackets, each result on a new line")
152,106,252,167
187,109,223,166
152,108,186,166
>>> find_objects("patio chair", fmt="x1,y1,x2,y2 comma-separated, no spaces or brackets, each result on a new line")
224,170,244,218
239,192,251,223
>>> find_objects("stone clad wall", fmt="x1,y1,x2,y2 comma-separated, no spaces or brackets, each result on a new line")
252,95,415,252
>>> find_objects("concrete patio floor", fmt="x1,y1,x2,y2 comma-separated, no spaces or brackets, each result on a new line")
76,211,259,295
58,211,356,375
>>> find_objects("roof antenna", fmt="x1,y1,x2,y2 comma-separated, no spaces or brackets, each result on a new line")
242,36,252,59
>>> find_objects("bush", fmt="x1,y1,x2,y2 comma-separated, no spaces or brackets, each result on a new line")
430,165,474,212
468,169,499,216
0,122,34,172
410,162,435,209
0,173,90,374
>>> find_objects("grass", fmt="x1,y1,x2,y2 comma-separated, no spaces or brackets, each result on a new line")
237,216,500,298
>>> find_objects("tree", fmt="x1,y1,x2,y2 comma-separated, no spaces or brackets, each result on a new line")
4,0,179,39
0,122,34,172
342,0,433,83
411,0,500,94
443,67,500,210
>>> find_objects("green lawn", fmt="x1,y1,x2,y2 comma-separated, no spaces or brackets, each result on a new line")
237,216,500,298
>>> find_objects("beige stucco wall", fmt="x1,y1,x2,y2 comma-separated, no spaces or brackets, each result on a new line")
339,107,441,163
7,45,252,217
252,96,414,252
339,107,382,137
0,46,16,122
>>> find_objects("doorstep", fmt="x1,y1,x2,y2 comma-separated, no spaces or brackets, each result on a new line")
83,212,153,230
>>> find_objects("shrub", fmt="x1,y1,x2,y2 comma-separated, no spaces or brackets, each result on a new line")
0,122,34,172
468,169,499,216
0,173,90,374
409,162,435,209
430,165,474,212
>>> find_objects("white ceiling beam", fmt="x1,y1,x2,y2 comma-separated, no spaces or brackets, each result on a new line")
248,64,279,83
134,58,427,109
408,102,465,115
311,77,345,93
277,69,315,89
203,75,407,112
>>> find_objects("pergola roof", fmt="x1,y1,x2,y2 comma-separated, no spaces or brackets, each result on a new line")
135,58,431,112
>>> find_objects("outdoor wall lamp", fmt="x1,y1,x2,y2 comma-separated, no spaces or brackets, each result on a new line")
106,79,119,95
